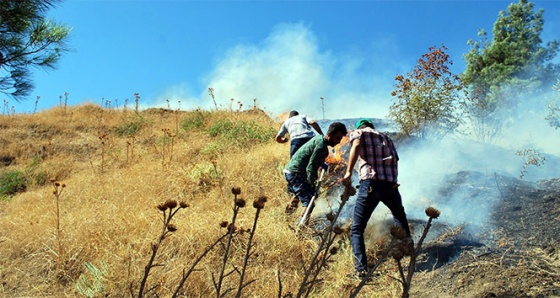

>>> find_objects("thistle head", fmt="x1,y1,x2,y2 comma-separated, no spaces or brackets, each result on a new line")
390,226,407,240
165,199,178,209
326,212,335,222
253,196,268,209
231,187,241,195
157,203,168,212
235,198,246,208
332,226,344,235
167,224,178,232
425,207,441,219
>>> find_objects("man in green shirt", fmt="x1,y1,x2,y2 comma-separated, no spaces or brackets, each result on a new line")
283,122,347,222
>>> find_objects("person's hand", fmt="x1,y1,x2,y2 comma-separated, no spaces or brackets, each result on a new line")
343,171,352,184
319,162,329,171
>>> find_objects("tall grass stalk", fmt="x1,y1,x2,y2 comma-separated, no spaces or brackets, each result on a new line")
172,232,230,297
51,178,67,270
213,187,245,297
235,196,268,298
136,199,189,298
295,180,354,298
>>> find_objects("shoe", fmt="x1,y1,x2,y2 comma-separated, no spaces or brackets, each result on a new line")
346,270,372,281
285,196,299,214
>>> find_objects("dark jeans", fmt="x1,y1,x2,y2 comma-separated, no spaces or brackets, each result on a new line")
290,137,313,158
350,179,411,272
284,172,314,207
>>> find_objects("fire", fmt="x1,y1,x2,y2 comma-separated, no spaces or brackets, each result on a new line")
325,136,350,173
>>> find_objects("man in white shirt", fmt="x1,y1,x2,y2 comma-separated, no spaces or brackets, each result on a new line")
276,110,323,157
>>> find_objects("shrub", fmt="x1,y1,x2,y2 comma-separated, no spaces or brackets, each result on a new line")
206,119,275,149
115,114,146,137
181,110,208,131
0,170,27,197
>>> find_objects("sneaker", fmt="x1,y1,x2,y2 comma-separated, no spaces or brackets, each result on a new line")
284,196,299,214
346,270,372,281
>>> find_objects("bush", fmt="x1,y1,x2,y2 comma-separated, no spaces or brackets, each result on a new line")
115,114,145,137
206,119,275,149
181,110,209,131
0,170,27,197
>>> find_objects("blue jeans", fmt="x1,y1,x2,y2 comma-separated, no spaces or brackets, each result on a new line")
290,137,313,158
350,179,411,272
284,172,314,207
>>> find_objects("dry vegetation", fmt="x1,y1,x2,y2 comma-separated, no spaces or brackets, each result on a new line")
0,104,430,297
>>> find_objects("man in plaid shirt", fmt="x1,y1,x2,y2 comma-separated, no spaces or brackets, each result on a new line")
343,118,412,278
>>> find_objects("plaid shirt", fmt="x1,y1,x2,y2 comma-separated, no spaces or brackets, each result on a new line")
349,127,399,183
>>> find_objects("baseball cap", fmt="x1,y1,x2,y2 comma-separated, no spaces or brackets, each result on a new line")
355,118,373,129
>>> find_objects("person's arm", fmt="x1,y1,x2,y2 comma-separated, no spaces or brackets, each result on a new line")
306,140,327,186
344,138,360,181
276,134,288,143
275,123,289,143
309,121,323,136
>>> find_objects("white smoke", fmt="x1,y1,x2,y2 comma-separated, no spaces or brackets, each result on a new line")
153,22,401,120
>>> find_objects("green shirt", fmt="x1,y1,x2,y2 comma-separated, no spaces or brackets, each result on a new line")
285,135,329,185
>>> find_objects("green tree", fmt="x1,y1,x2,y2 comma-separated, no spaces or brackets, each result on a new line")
389,45,465,139
545,79,560,130
0,0,71,102
462,0,559,141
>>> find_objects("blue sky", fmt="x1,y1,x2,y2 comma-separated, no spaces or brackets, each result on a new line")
11,0,560,119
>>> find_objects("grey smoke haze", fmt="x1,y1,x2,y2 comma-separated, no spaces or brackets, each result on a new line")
319,88,559,237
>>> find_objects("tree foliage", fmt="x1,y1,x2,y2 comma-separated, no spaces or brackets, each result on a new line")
0,0,71,102
389,45,465,139
545,79,560,130
462,0,559,141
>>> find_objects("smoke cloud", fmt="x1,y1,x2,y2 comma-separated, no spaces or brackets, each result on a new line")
155,22,402,120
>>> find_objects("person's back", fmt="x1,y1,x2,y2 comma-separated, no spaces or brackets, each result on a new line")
276,110,323,157
352,126,399,183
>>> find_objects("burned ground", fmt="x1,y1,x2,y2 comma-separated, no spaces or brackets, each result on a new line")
409,171,560,298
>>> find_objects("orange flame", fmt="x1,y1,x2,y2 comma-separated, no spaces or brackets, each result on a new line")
325,136,349,171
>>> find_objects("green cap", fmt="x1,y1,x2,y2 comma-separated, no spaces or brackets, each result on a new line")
355,118,372,129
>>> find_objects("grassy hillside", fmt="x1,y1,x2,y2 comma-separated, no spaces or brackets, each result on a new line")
0,105,415,297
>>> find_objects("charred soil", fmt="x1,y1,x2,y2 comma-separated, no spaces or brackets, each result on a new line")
410,171,560,298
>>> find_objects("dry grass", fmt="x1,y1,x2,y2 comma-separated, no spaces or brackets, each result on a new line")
0,104,407,297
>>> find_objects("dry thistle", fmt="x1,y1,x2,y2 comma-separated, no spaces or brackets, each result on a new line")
227,223,237,232
50,177,56,183
235,198,246,208
231,187,241,195
253,196,268,209
332,226,344,235
219,221,228,228
167,224,178,232
156,204,168,212
329,247,338,255
165,200,178,209
179,201,189,208
425,207,441,219
326,212,335,222
391,247,405,261
390,226,407,240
